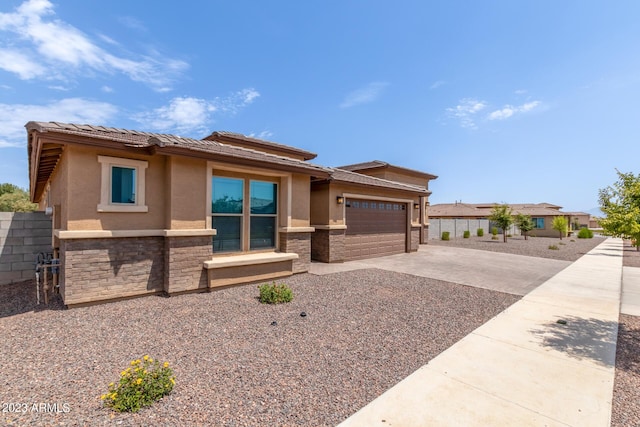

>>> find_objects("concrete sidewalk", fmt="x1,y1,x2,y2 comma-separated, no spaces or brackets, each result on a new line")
338,238,623,427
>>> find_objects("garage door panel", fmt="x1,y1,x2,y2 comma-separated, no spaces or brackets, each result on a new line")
345,198,407,261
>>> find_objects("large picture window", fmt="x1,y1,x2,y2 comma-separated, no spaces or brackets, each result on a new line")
211,176,278,253
212,177,243,252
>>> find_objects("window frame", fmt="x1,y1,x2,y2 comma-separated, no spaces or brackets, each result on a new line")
210,174,279,254
97,156,148,213
249,180,278,250
211,176,244,253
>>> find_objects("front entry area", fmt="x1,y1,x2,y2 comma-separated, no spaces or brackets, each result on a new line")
344,198,407,261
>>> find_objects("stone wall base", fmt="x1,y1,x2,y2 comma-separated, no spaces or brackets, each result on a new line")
279,231,311,273
311,229,346,263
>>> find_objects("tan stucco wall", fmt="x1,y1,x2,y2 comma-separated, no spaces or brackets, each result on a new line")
361,170,428,188
166,156,207,229
48,148,69,231
310,183,330,225
290,174,311,227
65,146,166,231
311,182,422,226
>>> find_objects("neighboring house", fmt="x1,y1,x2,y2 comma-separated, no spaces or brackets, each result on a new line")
27,122,435,307
429,202,590,238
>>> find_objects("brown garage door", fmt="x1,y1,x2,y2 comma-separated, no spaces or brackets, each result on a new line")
345,199,407,261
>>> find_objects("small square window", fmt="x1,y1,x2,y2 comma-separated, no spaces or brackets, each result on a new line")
98,156,148,212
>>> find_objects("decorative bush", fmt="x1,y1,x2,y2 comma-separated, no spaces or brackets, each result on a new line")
102,356,175,413
441,231,450,241
577,228,594,239
548,245,559,250
491,227,498,236
258,282,293,304
463,230,470,238
477,228,484,237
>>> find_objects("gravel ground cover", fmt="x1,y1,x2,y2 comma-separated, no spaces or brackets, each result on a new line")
612,314,640,427
0,269,518,426
429,234,606,261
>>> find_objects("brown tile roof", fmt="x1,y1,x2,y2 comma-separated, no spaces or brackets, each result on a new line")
338,160,438,180
26,121,329,176
26,121,430,197
205,131,317,161
327,168,430,194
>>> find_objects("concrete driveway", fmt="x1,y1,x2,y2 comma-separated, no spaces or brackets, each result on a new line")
310,244,571,296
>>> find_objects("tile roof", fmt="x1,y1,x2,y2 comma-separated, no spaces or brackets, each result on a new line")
429,202,577,217
205,131,317,160
327,168,430,194
338,160,438,179
26,121,431,196
26,121,329,176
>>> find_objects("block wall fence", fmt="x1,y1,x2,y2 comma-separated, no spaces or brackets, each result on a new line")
0,212,52,285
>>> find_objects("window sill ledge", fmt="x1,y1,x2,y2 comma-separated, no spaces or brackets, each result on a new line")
97,204,148,213
203,252,298,269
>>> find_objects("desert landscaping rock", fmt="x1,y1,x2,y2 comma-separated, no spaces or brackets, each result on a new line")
1,236,638,426
1,270,518,426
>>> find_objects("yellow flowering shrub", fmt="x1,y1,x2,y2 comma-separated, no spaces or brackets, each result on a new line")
101,356,175,412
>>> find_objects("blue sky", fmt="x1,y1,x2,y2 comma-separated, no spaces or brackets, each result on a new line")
1,0,639,212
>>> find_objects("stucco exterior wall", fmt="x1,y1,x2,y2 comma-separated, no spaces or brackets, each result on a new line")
65,147,166,231
166,156,207,230
290,174,311,227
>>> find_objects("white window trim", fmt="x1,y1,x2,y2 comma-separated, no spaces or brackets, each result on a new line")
97,155,148,213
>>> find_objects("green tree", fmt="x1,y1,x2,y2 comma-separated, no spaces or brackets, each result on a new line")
552,216,568,240
0,184,37,212
489,204,513,243
514,213,534,240
599,170,640,251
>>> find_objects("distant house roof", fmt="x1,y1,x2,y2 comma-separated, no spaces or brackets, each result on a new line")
338,160,438,180
429,202,583,218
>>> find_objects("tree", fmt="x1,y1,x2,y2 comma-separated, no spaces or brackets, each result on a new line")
514,213,534,240
0,183,37,212
552,216,568,240
599,170,640,251
489,204,513,243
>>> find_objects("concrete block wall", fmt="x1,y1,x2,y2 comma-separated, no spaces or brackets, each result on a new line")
0,212,52,285
429,219,520,239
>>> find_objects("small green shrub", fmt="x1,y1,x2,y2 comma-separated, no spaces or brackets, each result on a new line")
441,231,450,241
491,227,498,236
577,228,594,239
258,282,293,304
491,235,498,240
463,230,470,238
477,228,484,237
559,242,566,246
548,244,559,250
102,356,175,413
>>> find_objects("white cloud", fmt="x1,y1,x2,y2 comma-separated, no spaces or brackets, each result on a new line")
0,98,118,147
0,0,188,91
446,98,488,129
249,130,274,140
430,80,445,90
340,82,388,109
135,89,261,135
488,101,541,121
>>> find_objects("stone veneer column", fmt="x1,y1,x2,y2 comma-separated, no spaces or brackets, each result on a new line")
279,231,311,273
311,228,346,263
164,235,212,294
411,227,420,252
